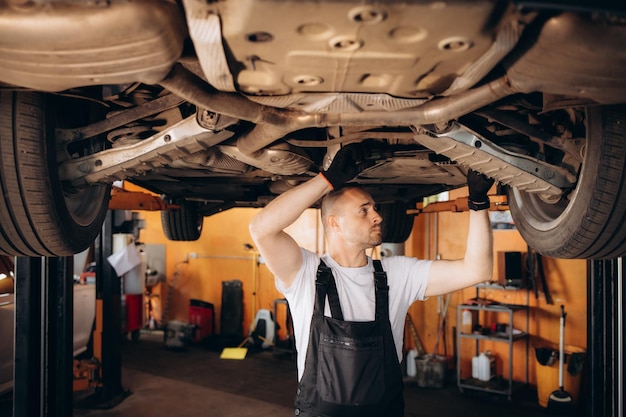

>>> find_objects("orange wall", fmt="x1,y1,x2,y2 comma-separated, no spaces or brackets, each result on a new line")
405,188,586,387
134,186,586,387
138,206,321,340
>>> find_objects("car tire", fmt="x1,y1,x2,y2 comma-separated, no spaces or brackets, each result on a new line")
161,200,203,241
379,201,415,243
0,92,110,257
508,105,626,259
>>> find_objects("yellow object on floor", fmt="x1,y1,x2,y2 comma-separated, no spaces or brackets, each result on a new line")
220,337,250,360
220,347,248,360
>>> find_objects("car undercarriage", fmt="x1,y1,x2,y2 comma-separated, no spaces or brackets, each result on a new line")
0,0,625,259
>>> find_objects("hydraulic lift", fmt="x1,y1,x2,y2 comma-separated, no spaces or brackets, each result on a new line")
67,189,165,394
108,186,178,212
13,210,132,417
406,194,510,215
14,256,75,417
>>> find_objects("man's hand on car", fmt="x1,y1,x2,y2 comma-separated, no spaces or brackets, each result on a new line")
467,169,495,211
321,143,373,189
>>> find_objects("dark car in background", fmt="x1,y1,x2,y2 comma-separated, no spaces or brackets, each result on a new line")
0,0,625,259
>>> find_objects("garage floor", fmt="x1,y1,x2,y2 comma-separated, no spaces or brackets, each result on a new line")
78,331,571,417
1,330,580,417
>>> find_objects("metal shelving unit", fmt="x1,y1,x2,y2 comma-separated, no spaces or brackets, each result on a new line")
456,302,529,400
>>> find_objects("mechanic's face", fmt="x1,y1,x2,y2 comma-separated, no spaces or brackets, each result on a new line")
335,188,383,248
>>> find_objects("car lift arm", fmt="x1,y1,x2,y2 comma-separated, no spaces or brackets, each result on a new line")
108,187,179,211
407,194,509,215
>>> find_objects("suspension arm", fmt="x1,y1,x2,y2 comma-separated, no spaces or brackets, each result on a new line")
58,115,234,187
413,123,576,198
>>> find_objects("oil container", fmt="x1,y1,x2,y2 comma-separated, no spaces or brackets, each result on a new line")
476,351,496,381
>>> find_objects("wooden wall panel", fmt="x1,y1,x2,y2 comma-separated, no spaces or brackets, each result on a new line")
405,188,587,387
138,207,320,337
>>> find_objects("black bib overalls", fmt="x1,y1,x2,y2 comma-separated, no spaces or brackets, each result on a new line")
294,260,404,417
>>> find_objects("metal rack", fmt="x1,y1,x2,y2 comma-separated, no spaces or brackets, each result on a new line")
456,301,529,400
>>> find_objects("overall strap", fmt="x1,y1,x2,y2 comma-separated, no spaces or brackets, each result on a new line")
373,259,389,321
315,260,344,320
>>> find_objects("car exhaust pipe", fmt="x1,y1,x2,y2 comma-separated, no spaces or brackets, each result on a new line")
160,64,518,156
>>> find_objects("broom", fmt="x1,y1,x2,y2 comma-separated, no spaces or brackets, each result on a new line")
547,305,574,413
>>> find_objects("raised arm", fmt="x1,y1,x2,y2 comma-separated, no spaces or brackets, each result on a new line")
249,175,330,287
249,145,365,288
424,171,495,297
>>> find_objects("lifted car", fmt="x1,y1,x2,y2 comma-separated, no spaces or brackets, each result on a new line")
0,0,625,259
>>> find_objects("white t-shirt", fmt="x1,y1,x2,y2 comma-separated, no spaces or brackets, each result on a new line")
276,248,432,381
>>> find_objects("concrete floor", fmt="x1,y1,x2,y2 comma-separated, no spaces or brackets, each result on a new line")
75,368,292,417
1,330,582,417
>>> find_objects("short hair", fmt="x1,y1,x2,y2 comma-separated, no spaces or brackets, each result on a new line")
320,185,363,229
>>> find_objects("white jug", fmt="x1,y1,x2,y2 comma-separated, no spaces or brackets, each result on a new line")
477,351,496,381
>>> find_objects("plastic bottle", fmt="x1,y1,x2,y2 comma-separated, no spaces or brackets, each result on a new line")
461,309,473,334
406,349,417,377
485,351,496,380
478,351,496,381
472,355,480,379
477,352,488,381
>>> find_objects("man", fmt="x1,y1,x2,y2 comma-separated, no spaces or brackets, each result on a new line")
249,144,494,417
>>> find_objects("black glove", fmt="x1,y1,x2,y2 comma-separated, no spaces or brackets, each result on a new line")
321,143,370,189
467,169,495,211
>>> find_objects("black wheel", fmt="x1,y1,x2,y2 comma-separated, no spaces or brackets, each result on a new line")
508,105,626,259
0,92,110,257
379,201,415,243
161,200,203,241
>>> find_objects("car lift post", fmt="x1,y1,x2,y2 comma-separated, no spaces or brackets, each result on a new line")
84,209,129,408
587,258,624,417
13,256,74,417
13,210,129,417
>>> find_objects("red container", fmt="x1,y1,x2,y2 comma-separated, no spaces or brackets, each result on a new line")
189,299,214,343
125,293,143,333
